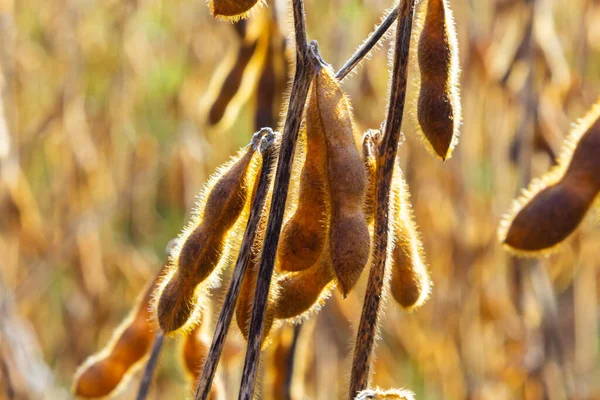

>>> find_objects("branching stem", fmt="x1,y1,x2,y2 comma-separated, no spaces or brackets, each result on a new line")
335,6,399,81
194,129,277,400
348,0,417,398
237,0,319,398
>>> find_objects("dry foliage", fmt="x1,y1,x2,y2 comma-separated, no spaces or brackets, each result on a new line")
1,0,600,399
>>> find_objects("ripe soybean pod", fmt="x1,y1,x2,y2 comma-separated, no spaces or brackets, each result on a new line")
156,132,264,334
362,129,382,226
208,0,262,22
73,267,165,398
277,125,328,272
308,62,370,296
355,388,416,400
274,255,336,321
416,0,461,160
388,164,431,310
500,101,600,255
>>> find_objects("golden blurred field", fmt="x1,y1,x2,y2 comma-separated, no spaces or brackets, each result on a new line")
1,0,600,399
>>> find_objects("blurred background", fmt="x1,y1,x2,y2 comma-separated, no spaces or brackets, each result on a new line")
1,0,599,398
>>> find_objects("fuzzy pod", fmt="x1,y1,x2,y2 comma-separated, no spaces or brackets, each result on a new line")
308,64,370,295
355,388,416,400
208,39,259,126
362,129,381,226
208,0,262,22
500,102,600,254
73,268,164,398
389,166,431,311
416,0,461,160
277,125,328,272
201,16,269,130
274,256,335,321
157,135,263,333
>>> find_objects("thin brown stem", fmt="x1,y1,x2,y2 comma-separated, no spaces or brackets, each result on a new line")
135,332,164,400
237,0,318,398
194,129,277,400
348,0,417,398
335,6,399,81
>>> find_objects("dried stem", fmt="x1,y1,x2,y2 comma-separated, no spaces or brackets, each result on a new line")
135,332,164,400
194,130,277,400
237,0,318,398
335,6,399,81
348,1,417,398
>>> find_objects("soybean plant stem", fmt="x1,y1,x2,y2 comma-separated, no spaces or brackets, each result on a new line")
335,5,399,81
194,130,276,400
348,0,417,398
135,332,164,400
237,0,318,398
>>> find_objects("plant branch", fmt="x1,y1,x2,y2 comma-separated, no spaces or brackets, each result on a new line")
237,0,318,399
194,129,277,400
348,0,417,398
135,332,164,400
335,6,399,81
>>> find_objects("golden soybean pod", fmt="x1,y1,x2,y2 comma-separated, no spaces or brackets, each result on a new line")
389,166,431,311
157,136,262,333
73,268,164,398
274,256,335,320
417,0,461,160
309,64,370,296
277,126,328,272
208,0,261,21
500,102,600,254
361,129,381,226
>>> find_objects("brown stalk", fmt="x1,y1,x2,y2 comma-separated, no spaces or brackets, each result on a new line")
237,0,319,399
348,0,417,398
194,129,277,400
335,6,399,81
135,332,165,400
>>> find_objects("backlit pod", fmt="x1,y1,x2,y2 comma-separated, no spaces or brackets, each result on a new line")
499,101,600,255
73,267,165,398
389,165,431,310
157,133,264,333
308,64,370,296
416,0,461,160
277,126,328,272
208,0,263,22
274,255,336,321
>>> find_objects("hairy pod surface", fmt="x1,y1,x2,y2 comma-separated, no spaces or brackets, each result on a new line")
274,256,335,320
362,129,381,226
309,64,370,295
389,166,431,310
416,0,461,160
208,39,259,126
73,268,164,398
355,388,416,400
208,0,261,21
277,126,328,272
201,16,269,130
500,102,600,254
157,136,262,333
